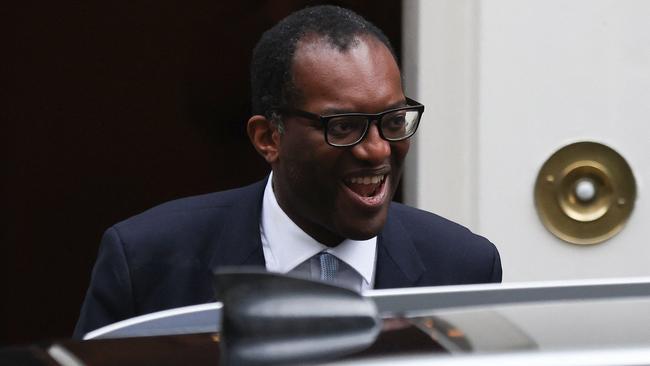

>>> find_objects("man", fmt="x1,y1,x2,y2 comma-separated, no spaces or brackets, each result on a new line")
74,5,501,338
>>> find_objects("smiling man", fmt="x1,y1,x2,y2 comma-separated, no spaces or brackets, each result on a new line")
74,5,501,338
250,35,409,245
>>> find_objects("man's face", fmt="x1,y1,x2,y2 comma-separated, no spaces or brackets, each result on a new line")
271,36,409,246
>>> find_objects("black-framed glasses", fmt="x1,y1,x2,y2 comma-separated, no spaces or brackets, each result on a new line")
268,97,425,147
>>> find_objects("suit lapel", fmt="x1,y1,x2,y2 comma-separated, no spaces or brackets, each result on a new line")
374,205,426,289
208,177,268,270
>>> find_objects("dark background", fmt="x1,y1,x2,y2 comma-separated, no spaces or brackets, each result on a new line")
3,1,402,345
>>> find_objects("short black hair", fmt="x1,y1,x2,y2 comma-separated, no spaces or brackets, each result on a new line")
250,5,397,116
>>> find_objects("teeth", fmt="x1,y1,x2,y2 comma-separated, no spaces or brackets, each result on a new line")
347,175,385,185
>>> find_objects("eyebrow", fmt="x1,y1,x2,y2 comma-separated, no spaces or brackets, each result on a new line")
320,99,407,115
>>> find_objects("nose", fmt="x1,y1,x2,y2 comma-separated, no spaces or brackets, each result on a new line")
351,123,391,164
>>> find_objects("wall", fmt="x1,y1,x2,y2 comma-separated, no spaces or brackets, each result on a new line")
403,0,650,282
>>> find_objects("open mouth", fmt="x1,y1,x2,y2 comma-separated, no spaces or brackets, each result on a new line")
343,174,387,198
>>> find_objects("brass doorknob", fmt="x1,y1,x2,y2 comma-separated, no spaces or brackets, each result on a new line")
534,142,636,245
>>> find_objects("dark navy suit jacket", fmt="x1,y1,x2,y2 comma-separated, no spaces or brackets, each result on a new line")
74,178,501,338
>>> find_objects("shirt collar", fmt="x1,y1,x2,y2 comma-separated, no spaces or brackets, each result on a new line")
261,172,376,285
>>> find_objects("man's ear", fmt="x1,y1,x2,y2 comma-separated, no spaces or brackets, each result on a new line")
247,115,281,164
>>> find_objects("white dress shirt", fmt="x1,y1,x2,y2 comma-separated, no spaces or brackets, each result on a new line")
260,172,376,292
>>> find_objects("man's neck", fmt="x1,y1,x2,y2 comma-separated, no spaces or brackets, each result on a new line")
271,175,344,247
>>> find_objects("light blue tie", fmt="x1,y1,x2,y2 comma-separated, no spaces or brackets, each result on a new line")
319,252,339,282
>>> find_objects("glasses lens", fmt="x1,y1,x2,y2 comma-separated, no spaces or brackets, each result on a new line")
381,109,420,140
326,116,368,146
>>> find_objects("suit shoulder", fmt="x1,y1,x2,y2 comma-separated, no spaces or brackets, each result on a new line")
111,179,265,239
389,202,496,251
389,202,502,283
389,202,466,231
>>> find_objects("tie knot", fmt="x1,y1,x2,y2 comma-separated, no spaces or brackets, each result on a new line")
319,252,339,282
